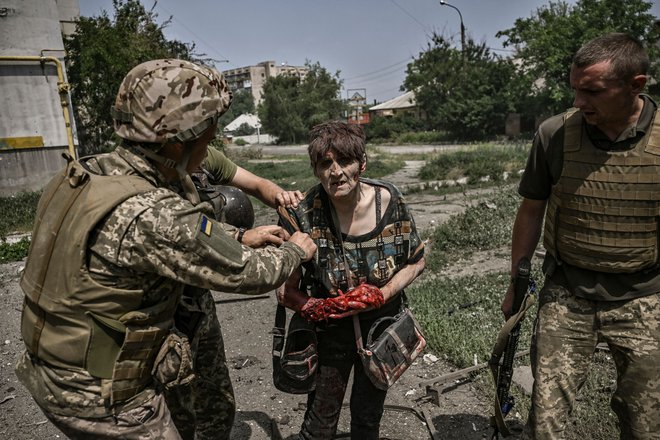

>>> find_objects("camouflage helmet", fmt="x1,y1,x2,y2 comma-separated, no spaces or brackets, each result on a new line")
112,59,232,145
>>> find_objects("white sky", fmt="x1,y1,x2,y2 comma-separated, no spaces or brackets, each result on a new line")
79,0,660,103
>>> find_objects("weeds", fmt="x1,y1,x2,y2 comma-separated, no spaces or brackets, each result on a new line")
0,237,30,263
0,191,40,239
419,144,529,183
425,187,521,271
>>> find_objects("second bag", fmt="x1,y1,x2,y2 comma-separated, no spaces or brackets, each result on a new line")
355,308,426,390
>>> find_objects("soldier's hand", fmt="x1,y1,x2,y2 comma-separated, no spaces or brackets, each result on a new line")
501,282,515,320
276,190,305,208
288,231,317,262
241,225,290,248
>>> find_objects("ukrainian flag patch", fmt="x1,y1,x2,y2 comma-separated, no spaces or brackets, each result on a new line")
200,214,213,236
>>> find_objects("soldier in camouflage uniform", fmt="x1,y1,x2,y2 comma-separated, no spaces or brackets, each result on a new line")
166,145,305,440
15,58,316,440
503,34,660,439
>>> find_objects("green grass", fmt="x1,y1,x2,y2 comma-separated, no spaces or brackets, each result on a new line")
419,143,529,183
0,191,40,239
425,187,521,271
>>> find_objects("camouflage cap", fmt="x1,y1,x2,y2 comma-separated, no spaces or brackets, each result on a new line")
112,59,232,145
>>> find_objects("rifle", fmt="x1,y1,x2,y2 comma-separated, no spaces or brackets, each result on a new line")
489,256,535,439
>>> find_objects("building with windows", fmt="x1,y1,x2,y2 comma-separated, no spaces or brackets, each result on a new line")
222,61,309,105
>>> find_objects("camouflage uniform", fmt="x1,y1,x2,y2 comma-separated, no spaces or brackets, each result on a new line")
165,147,241,440
15,59,307,440
279,179,425,440
518,95,660,439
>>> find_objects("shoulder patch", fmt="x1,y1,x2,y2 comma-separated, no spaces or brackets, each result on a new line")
200,214,213,236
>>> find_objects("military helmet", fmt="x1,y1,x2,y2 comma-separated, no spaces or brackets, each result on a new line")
216,186,255,229
112,59,232,145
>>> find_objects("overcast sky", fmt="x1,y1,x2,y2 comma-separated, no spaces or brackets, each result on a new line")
79,0,660,103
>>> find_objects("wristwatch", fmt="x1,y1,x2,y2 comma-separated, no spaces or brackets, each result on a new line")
237,227,247,243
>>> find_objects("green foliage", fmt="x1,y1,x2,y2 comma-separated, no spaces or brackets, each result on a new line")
425,187,521,271
497,0,660,114
419,144,529,183
218,89,255,128
0,191,40,239
233,123,256,136
237,160,318,192
362,157,404,179
394,131,448,144
364,114,426,143
233,138,248,146
404,35,518,141
258,62,347,144
64,0,196,155
0,237,31,263
409,272,532,368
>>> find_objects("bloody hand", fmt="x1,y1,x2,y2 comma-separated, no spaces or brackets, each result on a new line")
299,283,385,322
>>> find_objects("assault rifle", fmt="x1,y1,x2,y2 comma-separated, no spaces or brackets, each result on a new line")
489,256,535,439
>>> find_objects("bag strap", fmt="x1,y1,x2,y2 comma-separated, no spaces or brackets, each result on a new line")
272,303,287,361
324,192,367,354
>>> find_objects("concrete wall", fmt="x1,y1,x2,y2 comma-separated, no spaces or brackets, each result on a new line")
0,0,79,195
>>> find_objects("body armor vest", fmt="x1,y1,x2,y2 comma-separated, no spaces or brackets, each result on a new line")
282,179,417,296
543,108,660,273
20,159,181,405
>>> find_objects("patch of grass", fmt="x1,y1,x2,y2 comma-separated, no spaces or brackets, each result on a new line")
0,191,40,239
237,159,318,192
409,271,533,368
425,187,521,271
419,144,529,183
0,237,31,263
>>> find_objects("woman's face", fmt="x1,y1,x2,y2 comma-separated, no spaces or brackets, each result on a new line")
315,149,362,199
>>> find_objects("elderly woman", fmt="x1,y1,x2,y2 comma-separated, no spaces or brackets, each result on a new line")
277,121,425,440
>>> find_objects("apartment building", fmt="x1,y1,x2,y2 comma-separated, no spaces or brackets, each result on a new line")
222,60,309,105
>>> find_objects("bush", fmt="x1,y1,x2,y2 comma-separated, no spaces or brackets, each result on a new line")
0,237,30,263
0,191,40,239
234,138,248,146
364,113,425,142
419,144,528,183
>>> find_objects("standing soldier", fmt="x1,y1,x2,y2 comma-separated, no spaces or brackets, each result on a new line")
15,58,316,439
504,33,660,439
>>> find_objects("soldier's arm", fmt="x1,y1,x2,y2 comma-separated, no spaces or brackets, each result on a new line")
231,167,304,209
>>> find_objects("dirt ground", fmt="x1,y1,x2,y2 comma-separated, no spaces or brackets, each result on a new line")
0,158,518,440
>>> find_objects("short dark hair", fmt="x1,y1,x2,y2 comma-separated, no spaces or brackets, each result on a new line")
308,121,366,170
573,33,649,82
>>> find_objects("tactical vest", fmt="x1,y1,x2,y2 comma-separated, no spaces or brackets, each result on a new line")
20,158,181,406
283,179,417,296
543,108,660,273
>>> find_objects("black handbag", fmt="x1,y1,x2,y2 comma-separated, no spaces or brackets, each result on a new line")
272,303,318,394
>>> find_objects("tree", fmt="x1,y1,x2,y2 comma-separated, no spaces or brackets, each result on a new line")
258,62,346,144
64,0,196,154
218,89,255,128
403,35,518,140
497,0,660,114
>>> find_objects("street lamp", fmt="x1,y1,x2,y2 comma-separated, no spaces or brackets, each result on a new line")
439,0,465,58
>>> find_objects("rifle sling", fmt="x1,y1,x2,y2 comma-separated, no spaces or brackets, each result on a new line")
489,292,536,437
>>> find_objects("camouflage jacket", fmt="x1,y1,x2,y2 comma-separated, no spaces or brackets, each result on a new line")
16,146,305,417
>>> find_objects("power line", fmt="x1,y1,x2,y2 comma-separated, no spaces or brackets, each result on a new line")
153,2,231,64
343,57,412,82
388,0,433,34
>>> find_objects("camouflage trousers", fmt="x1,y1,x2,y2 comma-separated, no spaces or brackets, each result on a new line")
165,290,235,440
44,392,181,440
525,278,660,440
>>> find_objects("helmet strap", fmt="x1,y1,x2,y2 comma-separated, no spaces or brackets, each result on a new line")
134,145,201,205
176,148,201,205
